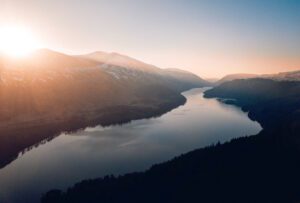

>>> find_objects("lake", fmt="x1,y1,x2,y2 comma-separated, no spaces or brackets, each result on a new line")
0,88,262,203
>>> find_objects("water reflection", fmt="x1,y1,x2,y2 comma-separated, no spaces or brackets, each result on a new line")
0,88,262,203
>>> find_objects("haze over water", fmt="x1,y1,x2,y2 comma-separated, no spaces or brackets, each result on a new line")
0,88,262,203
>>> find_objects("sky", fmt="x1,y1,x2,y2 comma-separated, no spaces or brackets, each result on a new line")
0,0,300,78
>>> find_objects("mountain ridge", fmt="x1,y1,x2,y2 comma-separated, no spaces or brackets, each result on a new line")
216,70,300,85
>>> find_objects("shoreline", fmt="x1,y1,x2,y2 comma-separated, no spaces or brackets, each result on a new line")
0,94,187,169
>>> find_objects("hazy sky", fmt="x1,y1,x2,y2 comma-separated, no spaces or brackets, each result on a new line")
0,0,300,78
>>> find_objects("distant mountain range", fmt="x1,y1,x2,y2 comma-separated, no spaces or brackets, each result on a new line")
216,70,300,85
0,49,209,168
266,70,300,81
215,73,259,85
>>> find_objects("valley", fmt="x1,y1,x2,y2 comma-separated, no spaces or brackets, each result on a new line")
42,78,300,203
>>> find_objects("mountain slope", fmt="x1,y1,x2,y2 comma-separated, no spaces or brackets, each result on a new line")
163,68,210,90
80,52,210,91
216,73,258,85
0,49,208,168
81,51,161,73
205,78,300,132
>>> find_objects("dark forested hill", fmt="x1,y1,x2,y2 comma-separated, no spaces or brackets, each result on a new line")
205,78,300,133
42,78,300,203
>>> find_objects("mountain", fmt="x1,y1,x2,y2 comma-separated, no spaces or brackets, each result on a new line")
216,70,300,85
216,73,259,85
204,78,220,83
82,51,161,73
0,49,210,127
164,68,210,88
43,78,300,203
205,78,300,131
266,70,300,81
0,49,209,168
80,52,210,91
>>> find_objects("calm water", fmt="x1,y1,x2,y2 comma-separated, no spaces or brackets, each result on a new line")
0,88,262,203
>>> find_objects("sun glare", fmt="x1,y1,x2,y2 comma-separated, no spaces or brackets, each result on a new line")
0,25,40,58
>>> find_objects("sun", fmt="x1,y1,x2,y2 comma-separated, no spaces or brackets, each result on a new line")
0,25,40,58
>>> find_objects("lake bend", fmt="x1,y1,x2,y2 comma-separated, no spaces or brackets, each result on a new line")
0,88,262,203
